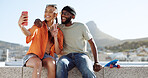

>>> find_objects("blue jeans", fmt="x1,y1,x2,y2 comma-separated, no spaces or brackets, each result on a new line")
56,53,96,78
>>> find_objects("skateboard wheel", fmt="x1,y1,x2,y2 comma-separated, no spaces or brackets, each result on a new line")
110,64,113,68
117,65,120,68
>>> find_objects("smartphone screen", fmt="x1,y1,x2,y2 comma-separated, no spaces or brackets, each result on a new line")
22,11,28,26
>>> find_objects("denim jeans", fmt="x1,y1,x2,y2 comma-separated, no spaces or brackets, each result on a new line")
56,53,96,78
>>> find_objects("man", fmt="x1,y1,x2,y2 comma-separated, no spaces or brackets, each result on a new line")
56,6,102,78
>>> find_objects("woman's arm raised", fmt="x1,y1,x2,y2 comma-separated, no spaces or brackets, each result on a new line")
18,14,31,36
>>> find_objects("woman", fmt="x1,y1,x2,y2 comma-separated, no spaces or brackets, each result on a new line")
18,4,63,78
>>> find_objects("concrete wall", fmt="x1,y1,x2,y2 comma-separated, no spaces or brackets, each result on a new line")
0,66,148,78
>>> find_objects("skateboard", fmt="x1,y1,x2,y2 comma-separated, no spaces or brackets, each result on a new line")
104,59,120,68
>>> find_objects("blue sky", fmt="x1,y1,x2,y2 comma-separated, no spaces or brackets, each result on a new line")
0,0,148,46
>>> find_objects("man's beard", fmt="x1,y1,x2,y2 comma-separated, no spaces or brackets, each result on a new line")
62,17,71,24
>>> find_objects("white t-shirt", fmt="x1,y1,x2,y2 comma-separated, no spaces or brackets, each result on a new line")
58,22,93,54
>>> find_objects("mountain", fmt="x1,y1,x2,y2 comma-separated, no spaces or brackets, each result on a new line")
86,21,148,47
115,37,148,46
86,21,120,47
122,37,148,43
0,40,29,51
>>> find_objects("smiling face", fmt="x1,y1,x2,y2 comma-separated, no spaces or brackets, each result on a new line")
44,6,57,22
61,10,74,24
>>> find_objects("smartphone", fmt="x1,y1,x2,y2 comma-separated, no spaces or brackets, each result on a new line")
21,11,28,26
55,17,58,24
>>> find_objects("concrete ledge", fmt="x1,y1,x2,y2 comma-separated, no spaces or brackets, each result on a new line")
23,67,103,78
0,66,148,78
23,67,48,78
0,67,22,78
104,67,148,78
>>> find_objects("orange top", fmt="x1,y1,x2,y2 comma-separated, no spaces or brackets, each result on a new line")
26,21,63,59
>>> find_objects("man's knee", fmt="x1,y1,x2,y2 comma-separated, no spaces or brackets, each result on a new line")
57,58,70,72
57,56,68,66
57,59,65,68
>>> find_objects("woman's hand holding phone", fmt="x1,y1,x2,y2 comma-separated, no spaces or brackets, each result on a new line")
18,11,31,36
18,11,28,27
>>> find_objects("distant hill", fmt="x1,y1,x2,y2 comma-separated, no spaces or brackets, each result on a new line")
86,21,120,47
105,40,148,52
121,37,148,43
86,21,148,48
0,40,29,51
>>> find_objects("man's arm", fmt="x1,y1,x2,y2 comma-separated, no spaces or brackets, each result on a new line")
88,38,98,63
88,38,102,72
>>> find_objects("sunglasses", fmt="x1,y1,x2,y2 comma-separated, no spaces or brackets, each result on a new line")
60,12,71,16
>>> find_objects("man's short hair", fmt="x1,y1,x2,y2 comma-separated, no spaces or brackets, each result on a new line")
62,6,76,16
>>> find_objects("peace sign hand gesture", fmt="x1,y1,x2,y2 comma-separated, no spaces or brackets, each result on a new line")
49,23,58,38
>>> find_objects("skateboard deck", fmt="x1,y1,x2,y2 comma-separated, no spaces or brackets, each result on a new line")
104,59,120,68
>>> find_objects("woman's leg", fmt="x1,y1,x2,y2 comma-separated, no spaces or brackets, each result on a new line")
42,57,56,78
26,56,42,78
